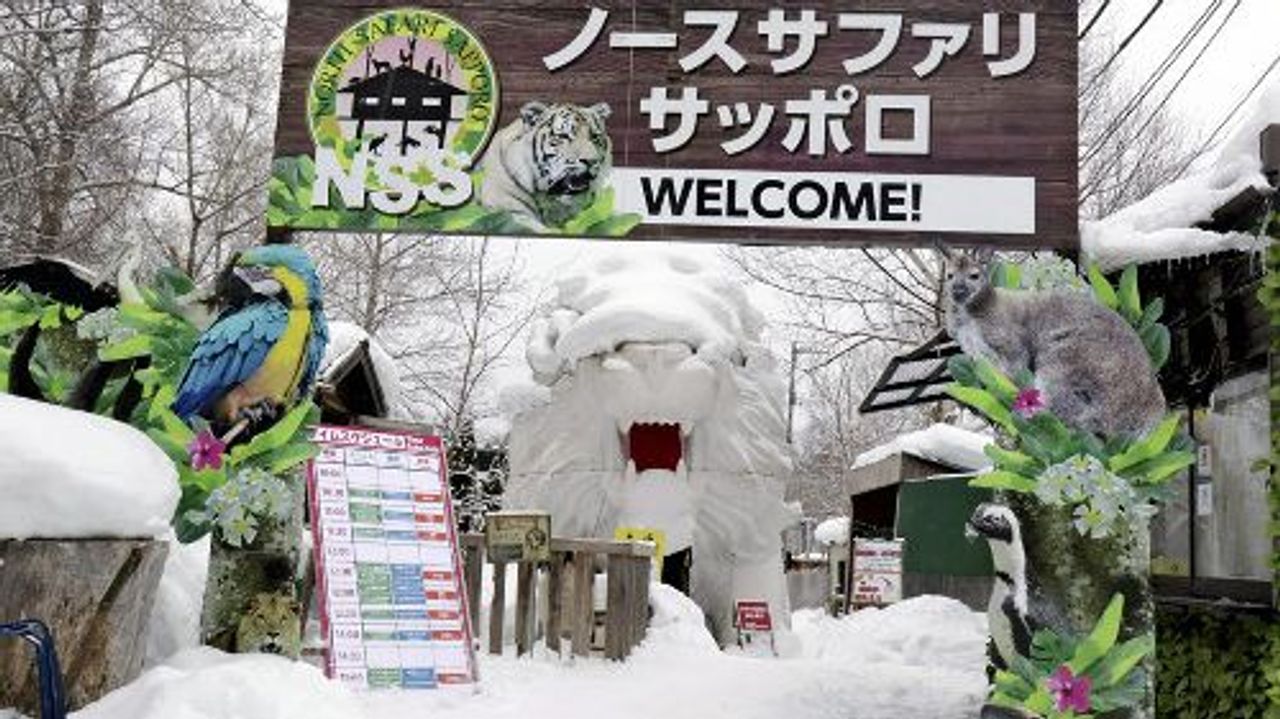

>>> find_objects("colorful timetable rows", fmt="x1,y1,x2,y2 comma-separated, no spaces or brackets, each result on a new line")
308,425,477,690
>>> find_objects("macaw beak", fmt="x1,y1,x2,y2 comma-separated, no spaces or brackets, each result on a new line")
233,265,283,297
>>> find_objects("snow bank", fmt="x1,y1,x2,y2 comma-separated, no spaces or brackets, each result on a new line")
75,595,987,719
75,648,368,719
320,320,411,419
814,516,850,546
145,535,211,665
1082,78,1279,270
852,423,993,472
0,395,178,539
792,595,987,671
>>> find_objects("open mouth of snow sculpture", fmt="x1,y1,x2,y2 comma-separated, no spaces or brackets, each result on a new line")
626,422,683,472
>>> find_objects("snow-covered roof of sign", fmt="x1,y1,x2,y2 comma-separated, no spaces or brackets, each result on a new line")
814,516,850,546
319,321,410,420
852,423,993,473
0,394,179,539
1082,80,1278,271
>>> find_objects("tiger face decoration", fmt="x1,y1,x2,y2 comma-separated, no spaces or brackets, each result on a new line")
479,101,612,231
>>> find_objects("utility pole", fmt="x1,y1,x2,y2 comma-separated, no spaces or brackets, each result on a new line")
786,342,799,444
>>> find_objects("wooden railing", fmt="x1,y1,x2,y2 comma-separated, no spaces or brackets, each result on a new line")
459,534,653,660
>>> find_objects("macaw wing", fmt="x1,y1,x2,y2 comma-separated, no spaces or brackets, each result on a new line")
297,309,329,400
171,301,288,421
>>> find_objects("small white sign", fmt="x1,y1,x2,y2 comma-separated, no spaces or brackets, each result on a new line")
1196,445,1213,477
613,168,1036,234
850,538,905,606
1196,482,1214,517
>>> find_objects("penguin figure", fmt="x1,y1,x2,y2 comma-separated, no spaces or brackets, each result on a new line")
966,502,1068,670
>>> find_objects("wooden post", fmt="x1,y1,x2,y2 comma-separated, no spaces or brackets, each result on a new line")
0,539,167,714
571,551,594,658
629,555,651,654
463,538,483,633
488,560,506,656
546,552,565,655
514,562,536,657
605,553,628,660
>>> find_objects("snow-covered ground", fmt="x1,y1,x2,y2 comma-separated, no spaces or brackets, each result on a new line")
76,589,987,719
0,394,178,539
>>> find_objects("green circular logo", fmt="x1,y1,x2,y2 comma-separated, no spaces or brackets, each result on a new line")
307,8,498,167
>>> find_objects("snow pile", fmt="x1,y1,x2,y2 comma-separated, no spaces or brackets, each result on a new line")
792,595,987,671
145,535,211,665
74,595,987,719
1082,78,1279,270
76,648,368,719
852,423,993,472
320,320,411,419
814,516,850,546
0,394,178,539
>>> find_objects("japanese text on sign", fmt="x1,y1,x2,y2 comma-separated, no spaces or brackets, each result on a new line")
544,8,1036,158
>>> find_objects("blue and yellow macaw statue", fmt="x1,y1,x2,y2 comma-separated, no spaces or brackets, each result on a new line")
172,245,329,433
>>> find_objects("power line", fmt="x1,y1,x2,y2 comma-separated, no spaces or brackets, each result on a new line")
1083,0,1166,94
1124,0,1243,157
1081,0,1224,167
1079,0,1114,40
1173,48,1280,181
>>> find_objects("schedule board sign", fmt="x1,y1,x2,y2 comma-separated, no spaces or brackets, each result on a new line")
850,538,904,606
270,2,1077,249
307,424,477,689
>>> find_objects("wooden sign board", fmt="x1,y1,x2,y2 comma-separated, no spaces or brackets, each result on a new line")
850,538,904,607
307,424,478,689
270,2,1077,249
484,511,551,563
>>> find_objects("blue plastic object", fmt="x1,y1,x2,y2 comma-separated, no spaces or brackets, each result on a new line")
0,619,67,719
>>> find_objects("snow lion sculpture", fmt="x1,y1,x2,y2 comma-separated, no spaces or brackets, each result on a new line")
504,252,796,646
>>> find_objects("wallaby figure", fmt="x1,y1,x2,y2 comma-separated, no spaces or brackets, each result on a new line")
941,246,1166,438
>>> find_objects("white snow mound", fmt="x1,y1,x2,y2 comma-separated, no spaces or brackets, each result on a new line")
75,648,367,719
320,320,411,420
145,535,211,665
1083,77,1279,270
853,423,993,472
75,595,988,719
0,394,178,539
814,516,850,546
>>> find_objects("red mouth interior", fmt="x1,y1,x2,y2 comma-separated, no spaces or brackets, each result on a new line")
628,423,683,472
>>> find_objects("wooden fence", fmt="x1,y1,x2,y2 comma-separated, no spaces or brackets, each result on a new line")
459,534,653,661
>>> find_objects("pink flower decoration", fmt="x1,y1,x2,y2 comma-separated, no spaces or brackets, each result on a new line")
188,429,226,471
1046,665,1092,714
1012,387,1046,418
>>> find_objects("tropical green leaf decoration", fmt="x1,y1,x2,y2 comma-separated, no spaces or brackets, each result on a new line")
991,593,1154,718
1,265,323,544
268,154,641,237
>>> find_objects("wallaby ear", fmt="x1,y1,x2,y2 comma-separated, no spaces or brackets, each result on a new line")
972,246,995,265
587,102,611,121
933,238,954,261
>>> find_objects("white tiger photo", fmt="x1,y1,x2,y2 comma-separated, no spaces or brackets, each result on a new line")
479,101,613,231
